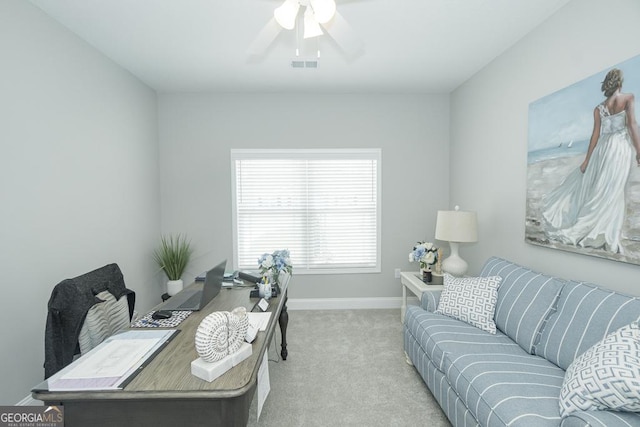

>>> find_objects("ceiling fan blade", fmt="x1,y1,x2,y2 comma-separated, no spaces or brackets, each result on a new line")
321,11,364,59
248,17,283,58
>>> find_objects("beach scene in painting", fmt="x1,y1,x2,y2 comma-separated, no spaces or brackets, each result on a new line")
525,54,640,265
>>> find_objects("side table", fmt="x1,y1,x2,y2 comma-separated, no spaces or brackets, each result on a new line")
400,271,444,323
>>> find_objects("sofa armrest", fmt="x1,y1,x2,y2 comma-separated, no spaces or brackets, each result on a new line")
420,290,442,312
561,410,640,427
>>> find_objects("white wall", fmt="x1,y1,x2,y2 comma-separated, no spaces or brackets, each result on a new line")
450,0,640,295
0,2,160,404
158,93,450,299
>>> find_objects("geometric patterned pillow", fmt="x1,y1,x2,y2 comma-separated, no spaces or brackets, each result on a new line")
559,320,640,417
434,274,502,334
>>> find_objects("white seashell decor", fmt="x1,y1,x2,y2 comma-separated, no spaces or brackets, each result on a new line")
195,307,249,363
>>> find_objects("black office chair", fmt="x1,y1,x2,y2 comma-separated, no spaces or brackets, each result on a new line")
43,263,135,378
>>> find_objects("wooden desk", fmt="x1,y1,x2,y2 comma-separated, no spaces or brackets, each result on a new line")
32,281,289,427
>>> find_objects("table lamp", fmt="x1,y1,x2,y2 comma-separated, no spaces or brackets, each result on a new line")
435,206,477,276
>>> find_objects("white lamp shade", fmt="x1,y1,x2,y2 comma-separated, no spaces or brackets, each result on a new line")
303,8,323,39
435,208,478,243
274,0,300,30
309,0,336,24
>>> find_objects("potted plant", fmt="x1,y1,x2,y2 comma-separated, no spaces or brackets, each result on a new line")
153,234,194,296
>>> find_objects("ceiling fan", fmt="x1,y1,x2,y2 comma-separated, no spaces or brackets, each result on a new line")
248,0,364,60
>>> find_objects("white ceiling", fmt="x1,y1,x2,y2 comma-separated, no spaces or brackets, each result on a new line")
28,0,571,94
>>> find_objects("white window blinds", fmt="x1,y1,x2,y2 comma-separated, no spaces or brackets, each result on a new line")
231,149,381,274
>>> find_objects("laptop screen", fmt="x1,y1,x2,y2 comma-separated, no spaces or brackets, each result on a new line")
159,259,226,311
200,259,226,306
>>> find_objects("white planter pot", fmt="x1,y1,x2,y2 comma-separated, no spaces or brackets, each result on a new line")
167,279,184,296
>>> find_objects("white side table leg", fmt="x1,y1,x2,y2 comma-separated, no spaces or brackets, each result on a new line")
401,283,407,323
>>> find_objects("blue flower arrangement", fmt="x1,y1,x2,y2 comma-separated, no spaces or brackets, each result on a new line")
258,249,293,279
409,241,438,270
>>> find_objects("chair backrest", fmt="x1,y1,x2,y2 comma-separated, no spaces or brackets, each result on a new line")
44,263,135,378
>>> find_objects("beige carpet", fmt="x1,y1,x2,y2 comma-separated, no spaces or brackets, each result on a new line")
247,309,451,426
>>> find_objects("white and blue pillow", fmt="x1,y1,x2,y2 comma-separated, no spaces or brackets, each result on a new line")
560,320,640,416
435,274,502,334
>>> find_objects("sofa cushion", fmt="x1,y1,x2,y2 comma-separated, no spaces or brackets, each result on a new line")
435,274,502,334
560,320,640,416
444,351,565,427
404,306,523,372
535,280,640,370
480,257,564,354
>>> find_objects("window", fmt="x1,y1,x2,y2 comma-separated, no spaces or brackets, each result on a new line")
231,149,381,274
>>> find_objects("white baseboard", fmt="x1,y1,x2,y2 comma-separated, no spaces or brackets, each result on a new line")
287,297,407,310
16,395,42,406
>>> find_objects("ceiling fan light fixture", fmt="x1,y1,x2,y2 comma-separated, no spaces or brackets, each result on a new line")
274,0,300,30
309,0,336,24
303,8,323,39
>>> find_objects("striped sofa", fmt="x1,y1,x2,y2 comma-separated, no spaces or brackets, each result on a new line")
404,256,640,427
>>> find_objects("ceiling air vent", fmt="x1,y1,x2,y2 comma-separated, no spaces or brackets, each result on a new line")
291,59,319,69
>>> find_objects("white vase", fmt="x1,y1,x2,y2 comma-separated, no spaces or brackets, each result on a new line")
167,279,183,296
258,282,272,299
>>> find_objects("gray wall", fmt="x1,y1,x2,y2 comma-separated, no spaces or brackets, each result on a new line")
450,0,640,295
0,2,160,404
158,93,450,299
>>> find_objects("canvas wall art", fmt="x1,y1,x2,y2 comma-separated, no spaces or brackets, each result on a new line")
525,54,640,265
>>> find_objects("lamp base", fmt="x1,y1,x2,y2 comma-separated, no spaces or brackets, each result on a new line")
441,242,468,276
442,255,468,277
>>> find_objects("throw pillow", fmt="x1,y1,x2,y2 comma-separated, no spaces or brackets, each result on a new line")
434,274,502,334
559,320,640,416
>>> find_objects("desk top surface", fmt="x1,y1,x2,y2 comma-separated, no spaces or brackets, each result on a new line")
33,282,287,401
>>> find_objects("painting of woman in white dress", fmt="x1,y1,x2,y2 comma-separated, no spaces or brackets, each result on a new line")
526,55,640,265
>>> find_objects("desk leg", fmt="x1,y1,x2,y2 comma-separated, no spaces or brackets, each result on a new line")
279,296,288,360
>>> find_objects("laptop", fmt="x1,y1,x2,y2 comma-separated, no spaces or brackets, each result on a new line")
161,260,226,311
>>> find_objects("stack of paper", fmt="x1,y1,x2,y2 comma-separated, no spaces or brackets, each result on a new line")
47,330,177,391
247,312,272,332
